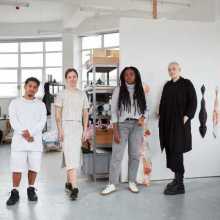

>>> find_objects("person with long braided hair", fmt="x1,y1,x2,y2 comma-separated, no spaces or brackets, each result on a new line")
101,66,147,195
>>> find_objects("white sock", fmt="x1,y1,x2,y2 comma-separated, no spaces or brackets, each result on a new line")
71,184,77,189
29,184,35,188
13,186,19,191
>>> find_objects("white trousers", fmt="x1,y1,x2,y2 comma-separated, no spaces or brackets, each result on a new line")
11,151,42,173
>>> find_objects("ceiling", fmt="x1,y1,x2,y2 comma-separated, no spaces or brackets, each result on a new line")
0,0,193,23
0,0,218,35
0,0,62,23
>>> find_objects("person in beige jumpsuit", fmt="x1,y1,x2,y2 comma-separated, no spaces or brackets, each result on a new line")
55,68,89,200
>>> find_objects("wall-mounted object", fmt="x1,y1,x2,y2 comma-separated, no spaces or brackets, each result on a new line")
199,85,207,138
213,87,220,138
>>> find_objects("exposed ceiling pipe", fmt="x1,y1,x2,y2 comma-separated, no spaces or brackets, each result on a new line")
135,0,191,8
78,0,191,14
0,0,30,7
80,6,149,14
78,6,153,18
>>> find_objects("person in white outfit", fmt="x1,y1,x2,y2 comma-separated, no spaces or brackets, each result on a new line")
6,77,47,206
55,68,89,200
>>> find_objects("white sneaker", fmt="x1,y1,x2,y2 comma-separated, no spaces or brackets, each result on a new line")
101,184,116,195
128,182,139,193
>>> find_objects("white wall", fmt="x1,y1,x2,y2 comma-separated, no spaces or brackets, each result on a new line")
120,18,220,180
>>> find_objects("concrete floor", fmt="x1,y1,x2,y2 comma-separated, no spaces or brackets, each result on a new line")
0,145,220,220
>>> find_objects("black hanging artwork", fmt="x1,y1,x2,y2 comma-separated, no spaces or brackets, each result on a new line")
199,85,207,138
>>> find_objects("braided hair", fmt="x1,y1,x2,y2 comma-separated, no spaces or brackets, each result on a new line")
118,66,146,115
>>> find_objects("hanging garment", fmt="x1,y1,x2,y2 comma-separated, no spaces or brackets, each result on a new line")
213,87,220,138
136,129,152,186
199,85,208,138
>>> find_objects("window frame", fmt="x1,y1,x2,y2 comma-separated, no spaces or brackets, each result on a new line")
80,31,119,88
0,38,63,98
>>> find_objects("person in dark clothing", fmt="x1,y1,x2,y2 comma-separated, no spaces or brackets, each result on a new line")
159,62,197,195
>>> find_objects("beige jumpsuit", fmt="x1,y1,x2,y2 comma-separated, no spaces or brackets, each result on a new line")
55,89,89,170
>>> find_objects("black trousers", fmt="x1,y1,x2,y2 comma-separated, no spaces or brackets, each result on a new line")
165,148,185,174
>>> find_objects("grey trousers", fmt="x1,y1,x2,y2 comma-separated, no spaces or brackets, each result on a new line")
109,120,144,185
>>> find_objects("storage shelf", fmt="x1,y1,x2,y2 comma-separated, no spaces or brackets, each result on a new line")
89,116,111,120
84,85,115,94
95,144,112,149
83,63,119,181
86,64,118,73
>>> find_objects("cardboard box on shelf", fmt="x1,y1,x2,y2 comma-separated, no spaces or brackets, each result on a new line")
91,49,107,57
89,57,119,66
95,128,113,145
86,49,120,67
106,49,119,58
91,49,120,58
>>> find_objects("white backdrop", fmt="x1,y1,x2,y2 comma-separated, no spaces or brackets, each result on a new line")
120,18,220,180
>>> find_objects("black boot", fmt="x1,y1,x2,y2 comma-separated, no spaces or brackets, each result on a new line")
65,182,73,193
166,173,177,189
164,173,185,195
27,187,38,201
70,188,79,201
6,189,20,206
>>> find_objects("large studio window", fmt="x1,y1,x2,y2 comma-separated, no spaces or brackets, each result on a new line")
0,39,63,98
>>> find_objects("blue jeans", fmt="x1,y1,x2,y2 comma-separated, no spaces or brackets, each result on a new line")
109,120,144,185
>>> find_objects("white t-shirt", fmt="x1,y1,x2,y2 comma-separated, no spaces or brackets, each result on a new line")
54,89,89,122
9,97,47,152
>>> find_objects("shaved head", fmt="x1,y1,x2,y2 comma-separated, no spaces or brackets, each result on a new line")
168,62,181,69
168,62,181,81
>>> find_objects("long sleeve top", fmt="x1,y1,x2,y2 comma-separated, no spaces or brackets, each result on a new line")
111,84,147,123
9,97,47,152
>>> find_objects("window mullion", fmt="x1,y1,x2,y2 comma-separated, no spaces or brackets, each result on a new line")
18,42,21,97
43,41,46,84
101,34,104,49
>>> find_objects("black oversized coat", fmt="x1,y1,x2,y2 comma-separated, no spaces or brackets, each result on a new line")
159,77,197,153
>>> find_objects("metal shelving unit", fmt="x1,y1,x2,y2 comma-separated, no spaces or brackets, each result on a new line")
83,63,119,181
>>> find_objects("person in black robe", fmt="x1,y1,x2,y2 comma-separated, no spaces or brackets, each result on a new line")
159,62,197,195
